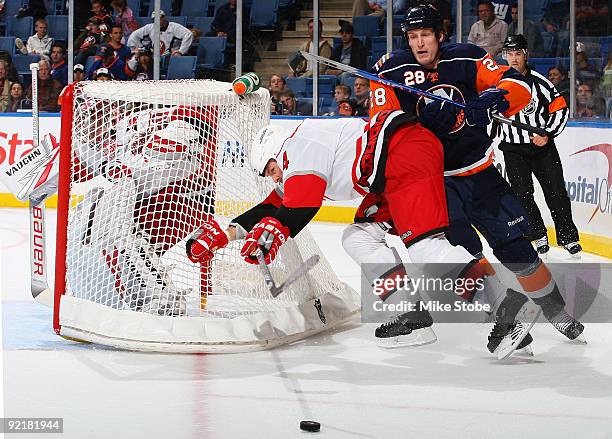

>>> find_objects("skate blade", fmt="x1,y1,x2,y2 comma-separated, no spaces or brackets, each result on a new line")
570,333,587,344
569,253,582,260
377,327,437,349
514,345,534,356
496,303,542,360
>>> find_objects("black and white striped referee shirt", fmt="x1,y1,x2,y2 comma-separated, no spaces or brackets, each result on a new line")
496,68,569,144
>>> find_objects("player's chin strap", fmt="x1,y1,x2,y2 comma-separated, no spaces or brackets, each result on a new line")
255,247,320,298
299,51,548,137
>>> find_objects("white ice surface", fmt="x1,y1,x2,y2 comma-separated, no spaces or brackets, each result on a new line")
1,207,611,439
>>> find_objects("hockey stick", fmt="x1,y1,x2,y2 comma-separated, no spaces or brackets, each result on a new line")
300,51,548,137
28,62,53,307
256,249,320,298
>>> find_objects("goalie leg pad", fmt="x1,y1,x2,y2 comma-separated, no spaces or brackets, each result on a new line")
103,231,186,316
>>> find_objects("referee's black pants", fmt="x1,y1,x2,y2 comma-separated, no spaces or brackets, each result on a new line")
501,142,579,246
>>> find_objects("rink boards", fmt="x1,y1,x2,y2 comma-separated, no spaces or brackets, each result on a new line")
0,114,610,257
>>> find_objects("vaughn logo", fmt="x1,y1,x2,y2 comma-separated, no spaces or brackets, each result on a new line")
5,148,41,176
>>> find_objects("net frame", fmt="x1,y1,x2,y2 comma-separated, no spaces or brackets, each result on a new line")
53,80,360,353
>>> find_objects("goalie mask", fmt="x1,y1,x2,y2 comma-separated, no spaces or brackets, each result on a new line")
250,125,291,176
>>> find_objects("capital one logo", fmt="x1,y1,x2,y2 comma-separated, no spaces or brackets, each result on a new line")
571,143,612,222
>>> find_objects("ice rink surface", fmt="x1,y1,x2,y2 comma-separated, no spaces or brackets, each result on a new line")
1,207,611,439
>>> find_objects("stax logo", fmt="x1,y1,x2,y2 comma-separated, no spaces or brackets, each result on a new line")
416,84,466,134
0,131,35,166
571,143,612,222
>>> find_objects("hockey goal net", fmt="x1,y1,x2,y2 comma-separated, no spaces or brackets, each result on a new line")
53,80,360,353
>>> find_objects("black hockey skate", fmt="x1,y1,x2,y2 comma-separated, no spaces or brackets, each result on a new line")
488,320,534,356
533,286,586,343
488,289,541,360
535,236,550,254
548,310,585,342
375,307,437,348
563,242,582,258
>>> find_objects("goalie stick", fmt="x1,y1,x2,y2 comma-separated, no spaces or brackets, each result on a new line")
299,51,548,137
28,62,53,307
256,249,320,298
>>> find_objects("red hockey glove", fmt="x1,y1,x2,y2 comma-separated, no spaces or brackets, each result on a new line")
241,217,290,265
464,88,510,127
186,220,229,263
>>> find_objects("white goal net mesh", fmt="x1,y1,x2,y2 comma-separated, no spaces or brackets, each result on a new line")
56,80,359,352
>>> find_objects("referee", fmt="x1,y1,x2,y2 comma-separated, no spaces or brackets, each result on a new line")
496,35,581,257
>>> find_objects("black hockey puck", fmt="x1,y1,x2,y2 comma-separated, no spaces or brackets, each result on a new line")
300,420,320,432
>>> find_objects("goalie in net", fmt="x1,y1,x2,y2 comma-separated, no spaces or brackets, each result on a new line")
70,102,218,316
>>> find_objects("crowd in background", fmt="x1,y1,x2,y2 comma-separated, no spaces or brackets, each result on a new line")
0,0,609,117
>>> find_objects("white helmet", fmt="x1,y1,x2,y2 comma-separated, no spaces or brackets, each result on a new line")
250,124,291,176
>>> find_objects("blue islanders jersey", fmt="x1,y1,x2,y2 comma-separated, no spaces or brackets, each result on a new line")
369,43,531,176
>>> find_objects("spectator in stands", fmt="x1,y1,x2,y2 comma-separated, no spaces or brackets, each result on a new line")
15,18,52,57
4,82,27,112
94,67,114,81
290,19,332,77
352,0,407,20
0,60,11,112
127,10,193,57
325,21,368,78
575,82,605,118
75,17,104,66
576,50,601,88
278,89,312,116
548,66,570,103
0,52,18,83
91,0,115,34
337,99,357,116
268,74,287,114
208,0,238,38
507,5,544,56
468,1,508,56
73,64,86,83
26,60,61,112
107,24,132,61
206,0,255,70
127,48,153,81
334,84,351,105
111,0,138,40
50,43,68,86
15,0,47,21
325,84,351,114
353,77,370,116
87,43,133,80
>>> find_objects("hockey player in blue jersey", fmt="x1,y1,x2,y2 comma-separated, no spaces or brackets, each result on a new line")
366,3,585,350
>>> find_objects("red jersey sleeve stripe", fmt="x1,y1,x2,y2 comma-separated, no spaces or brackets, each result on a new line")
282,174,327,208
261,189,283,207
